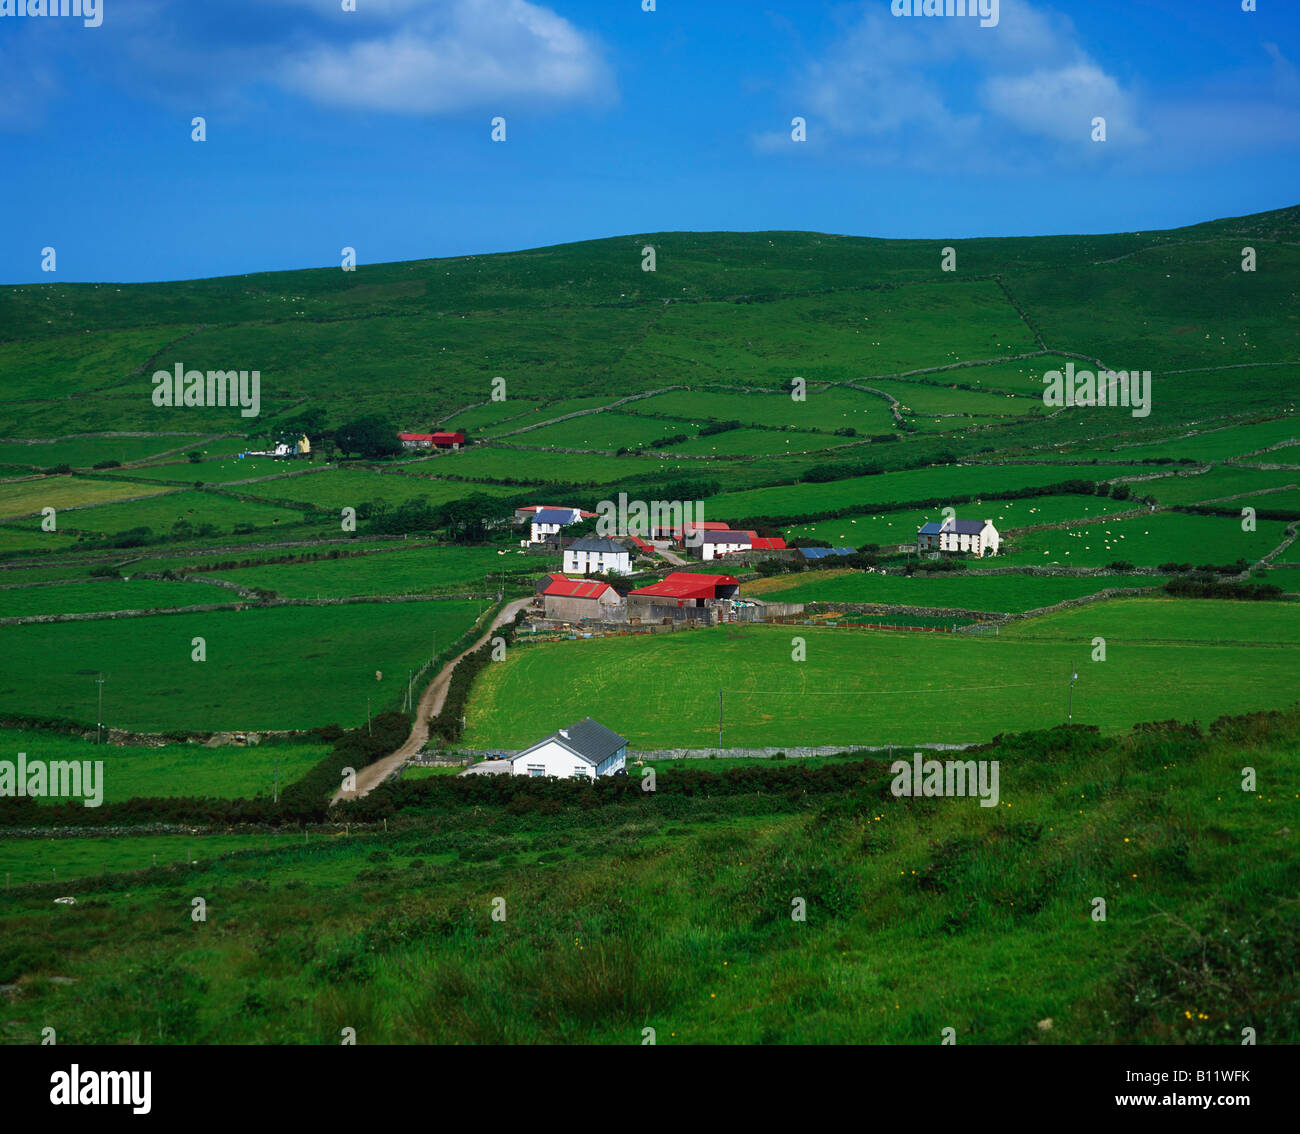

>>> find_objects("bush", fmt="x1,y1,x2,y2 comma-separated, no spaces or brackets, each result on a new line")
92,459,122,470
1165,578,1282,601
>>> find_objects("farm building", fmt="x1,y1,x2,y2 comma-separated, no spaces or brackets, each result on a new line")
656,520,730,543
917,517,1001,557
626,572,741,622
687,529,787,560
538,574,624,621
510,718,629,780
693,531,753,560
798,546,856,560
398,431,465,450
563,536,633,576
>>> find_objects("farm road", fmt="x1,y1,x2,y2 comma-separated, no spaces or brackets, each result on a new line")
332,597,532,804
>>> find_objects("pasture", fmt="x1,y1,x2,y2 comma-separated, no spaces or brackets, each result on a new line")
463,606,1298,749
210,545,537,598
992,511,1289,567
0,600,485,732
744,570,1164,612
0,730,328,806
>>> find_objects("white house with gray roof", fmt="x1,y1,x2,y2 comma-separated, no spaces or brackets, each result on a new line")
917,516,1000,557
563,536,632,576
510,718,629,780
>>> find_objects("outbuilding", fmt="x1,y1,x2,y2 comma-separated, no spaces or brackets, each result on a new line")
539,575,624,621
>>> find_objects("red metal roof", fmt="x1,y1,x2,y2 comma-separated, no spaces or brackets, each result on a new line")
399,431,464,443
542,576,618,599
629,535,654,553
742,532,787,550
628,572,739,600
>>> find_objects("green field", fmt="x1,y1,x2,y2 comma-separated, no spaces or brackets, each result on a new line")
46,489,317,537
706,463,1148,521
0,601,485,732
508,411,700,452
0,709,1293,1042
863,378,1043,418
1052,416,1298,465
103,456,312,485
237,467,516,511
0,730,328,807
624,386,898,433
211,545,538,598
0,579,223,617
1138,465,1297,506
0,477,176,522
464,603,1299,749
0,435,215,470
993,511,1289,567
666,427,843,457
788,493,1128,546
0,832,292,888
746,569,1164,612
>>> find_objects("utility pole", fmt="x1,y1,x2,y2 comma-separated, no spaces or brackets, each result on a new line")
1067,662,1078,722
94,673,107,744
718,689,723,751
273,756,279,804
367,697,372,736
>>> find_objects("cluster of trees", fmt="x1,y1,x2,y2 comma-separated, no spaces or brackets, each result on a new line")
427,612,522,744
1165,577,1283,601
335,416,403,460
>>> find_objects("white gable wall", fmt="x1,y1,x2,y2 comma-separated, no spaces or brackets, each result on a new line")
511,739,595,779
564,548,632,575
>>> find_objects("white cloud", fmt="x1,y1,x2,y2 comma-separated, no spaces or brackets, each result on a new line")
763,0,1144,167
278,0,613,115
983,61,1143,144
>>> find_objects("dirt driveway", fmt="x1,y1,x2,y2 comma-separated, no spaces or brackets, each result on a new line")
331,597,532,804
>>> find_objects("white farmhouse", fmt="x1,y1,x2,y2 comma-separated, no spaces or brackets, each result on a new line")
516,506,590,546
563,536,632,576
916,516,1000,557
510,718,629,780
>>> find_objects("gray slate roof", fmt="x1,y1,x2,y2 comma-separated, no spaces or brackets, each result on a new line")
517,717,628,766
533,508,578,525
700,531,750,544
568,536,627,554
919,519,988,535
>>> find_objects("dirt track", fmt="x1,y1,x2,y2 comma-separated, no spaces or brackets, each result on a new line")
331,597,532,804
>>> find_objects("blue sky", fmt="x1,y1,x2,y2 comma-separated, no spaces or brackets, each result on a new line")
1,0,1297,283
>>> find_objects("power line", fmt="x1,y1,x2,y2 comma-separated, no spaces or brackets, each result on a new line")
720,680,1062,696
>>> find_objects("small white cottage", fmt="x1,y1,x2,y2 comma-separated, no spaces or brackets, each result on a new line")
510,718,629,780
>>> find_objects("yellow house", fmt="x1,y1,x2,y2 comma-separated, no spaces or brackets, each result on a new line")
296,434,311,456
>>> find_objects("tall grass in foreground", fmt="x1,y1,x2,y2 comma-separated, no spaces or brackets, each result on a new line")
0,711,1295,1044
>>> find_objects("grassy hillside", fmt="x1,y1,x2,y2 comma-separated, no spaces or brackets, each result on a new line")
0,710,1294,1043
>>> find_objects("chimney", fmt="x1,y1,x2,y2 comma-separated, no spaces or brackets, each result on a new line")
559,729,569,738
985,519,992,526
